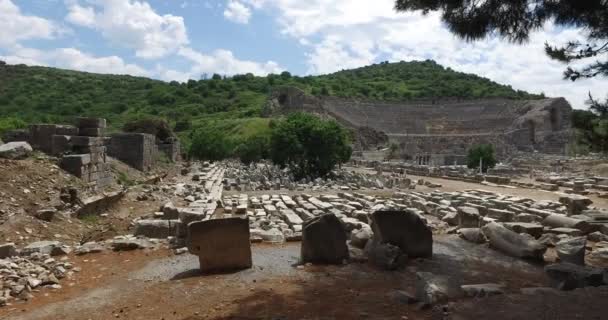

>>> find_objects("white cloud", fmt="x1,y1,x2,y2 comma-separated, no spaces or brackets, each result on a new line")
1,45,149,76
223,0,252,24
65,0,189,59
0,0,61,47
247,0,607,108
178,47,283,77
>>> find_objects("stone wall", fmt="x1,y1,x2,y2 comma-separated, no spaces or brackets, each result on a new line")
58,118,113,189
265,87,573,164
108,133,156,171
157,139,181,162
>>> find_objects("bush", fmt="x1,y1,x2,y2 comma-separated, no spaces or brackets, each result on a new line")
189,126,235,161
270,112,352,179
235,135,270,164
123,118,174,141
0,117,27,136
467,144,497,173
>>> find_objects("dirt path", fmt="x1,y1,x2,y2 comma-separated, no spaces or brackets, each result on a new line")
1,236,552,320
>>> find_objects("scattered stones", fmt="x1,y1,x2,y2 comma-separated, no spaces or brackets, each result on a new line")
0,243,18,259
458,228,486,244
415,272,450,306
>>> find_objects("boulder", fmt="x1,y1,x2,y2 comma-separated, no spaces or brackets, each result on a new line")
555,237,586,265
35,208,57,222
458,228,486,244
558,194,593,216
542,214,592,234
0,243,17,258
187,218,252,272
545,263,605,290
161,202,180,220
134,219,178,239
370,210,432,258
301,213,349,264
481,222,546,260
503,222,544,239
21,241,63,256
415,272,450,306
0,142,33,159
457,206,480,228
111,238,150,251
75,242,105,255
350,227,373,249
364,241,407,270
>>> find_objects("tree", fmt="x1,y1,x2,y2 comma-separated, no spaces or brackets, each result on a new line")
270,113,352,179
395,1,608,86
123,118,175,142
466,144,497,173
190,126,234,161
235,135,270,164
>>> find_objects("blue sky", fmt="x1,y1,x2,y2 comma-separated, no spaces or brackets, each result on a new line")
0,0,605,108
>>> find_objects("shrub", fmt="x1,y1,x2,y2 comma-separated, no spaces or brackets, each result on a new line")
123,118,174,142
235,135,270,164
467,144,497,173
270,112,352,179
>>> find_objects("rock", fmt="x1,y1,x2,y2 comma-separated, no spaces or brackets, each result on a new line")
22,241,62,256
481,222,546,260
365,241,407,270
542,214,592,234
370,210,432,258
111,238,149,251
458,228,486,244
503,222,544,239
588,248,608,267
460,283,505,298
544,263,605,290
588,231,608,242
134,219,179,239
538,233,561,247
187,218,252,272
555,237,586,265
301,213,349,264
415,272,450,306
387,290,418,305
35,208,58,222
441,211,459,226
74,242,105,255
457,206,481,228
0,142,33,159
250,228,285,243
0,243,17,258
161,202,180,219
350,227,373,249
558,194,593,216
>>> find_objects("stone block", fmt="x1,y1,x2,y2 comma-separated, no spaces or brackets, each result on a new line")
371,210,433,258
79,127,105,137
77,117,106,129
134,219,178,239
301,213,349,264
187,218,252,272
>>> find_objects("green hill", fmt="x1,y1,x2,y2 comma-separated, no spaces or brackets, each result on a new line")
0,59,542,150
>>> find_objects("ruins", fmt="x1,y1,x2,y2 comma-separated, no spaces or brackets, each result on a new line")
265,87,573,164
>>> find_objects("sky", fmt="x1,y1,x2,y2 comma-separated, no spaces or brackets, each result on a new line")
0,0,606,109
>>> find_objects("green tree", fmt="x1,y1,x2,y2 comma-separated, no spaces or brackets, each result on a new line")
190,126,234,161
235,135,270,164
270,112,352,179
466,144,497,173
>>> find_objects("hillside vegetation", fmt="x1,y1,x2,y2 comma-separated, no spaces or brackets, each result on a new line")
0,59,542,153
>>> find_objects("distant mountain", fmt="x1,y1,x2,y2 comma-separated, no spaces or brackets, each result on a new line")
0,60,543,149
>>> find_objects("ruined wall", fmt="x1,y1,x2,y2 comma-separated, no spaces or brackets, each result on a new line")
157,139,181,162
108,133,156,171
265,87,573,163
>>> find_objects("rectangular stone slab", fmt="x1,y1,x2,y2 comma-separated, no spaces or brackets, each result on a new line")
187,218,252,272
